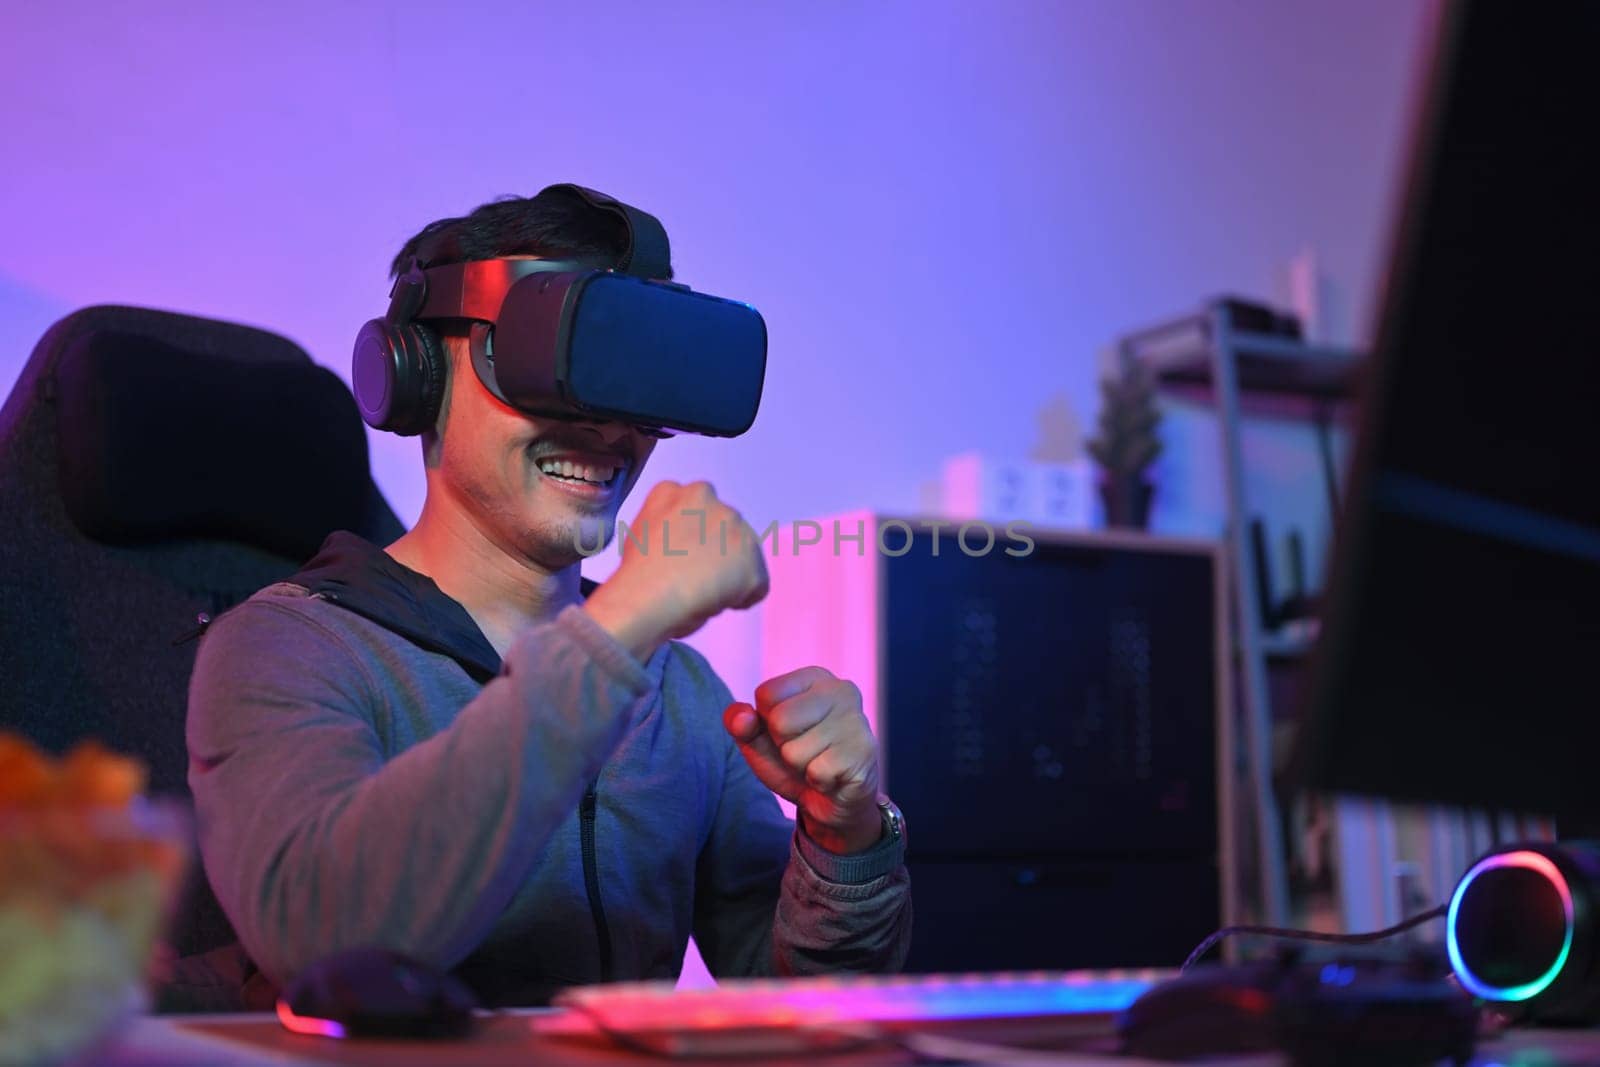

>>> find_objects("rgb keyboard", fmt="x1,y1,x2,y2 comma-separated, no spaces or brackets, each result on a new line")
539,969,1170,1056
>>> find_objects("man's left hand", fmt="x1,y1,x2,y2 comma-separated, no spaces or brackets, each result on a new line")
723,666,883,855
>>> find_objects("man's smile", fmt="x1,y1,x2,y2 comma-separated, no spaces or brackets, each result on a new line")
528,446,628,502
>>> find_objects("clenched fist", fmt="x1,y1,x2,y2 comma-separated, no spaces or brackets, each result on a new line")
723,667,885,855
584,480,769,660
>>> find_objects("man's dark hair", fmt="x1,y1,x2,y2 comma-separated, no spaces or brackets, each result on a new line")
389,186,674,279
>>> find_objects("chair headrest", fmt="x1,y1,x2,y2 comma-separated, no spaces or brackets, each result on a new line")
54,328,374,561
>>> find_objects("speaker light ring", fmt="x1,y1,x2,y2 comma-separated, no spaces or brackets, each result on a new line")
1447,849,1575,1002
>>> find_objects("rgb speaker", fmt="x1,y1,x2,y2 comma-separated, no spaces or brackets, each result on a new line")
1447,842,1600,1022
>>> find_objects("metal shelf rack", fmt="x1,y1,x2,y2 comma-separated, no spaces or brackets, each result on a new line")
1119,299,1362,928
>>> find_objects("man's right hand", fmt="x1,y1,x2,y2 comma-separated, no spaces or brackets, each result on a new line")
583,481,770,662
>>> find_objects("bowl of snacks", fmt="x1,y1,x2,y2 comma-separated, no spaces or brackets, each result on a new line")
0,734,189,1066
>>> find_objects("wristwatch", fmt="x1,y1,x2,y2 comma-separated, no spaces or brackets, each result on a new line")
877,794,906,849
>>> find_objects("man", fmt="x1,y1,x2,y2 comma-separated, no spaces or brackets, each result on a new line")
185,185,911,1007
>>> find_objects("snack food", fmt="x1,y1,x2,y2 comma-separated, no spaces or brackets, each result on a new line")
0,734,188,1066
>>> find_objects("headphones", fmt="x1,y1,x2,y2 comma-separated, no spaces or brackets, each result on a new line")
352,184,672,437
351,259,448,436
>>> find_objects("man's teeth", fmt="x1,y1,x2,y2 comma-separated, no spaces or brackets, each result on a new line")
536,458,618,485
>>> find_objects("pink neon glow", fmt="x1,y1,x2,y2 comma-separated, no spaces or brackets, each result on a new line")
1494,851,1571,898
276,998,347,1039
759,508,882,819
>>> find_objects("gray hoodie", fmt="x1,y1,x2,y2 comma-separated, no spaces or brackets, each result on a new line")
185,532,911,1006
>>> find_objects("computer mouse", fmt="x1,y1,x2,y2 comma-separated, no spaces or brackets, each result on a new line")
1274,960,1478,1067
1116,964,1280,1060
276,946,479,1039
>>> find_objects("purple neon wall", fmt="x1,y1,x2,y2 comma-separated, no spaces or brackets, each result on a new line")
1,0,1430,693
2,0,1428,981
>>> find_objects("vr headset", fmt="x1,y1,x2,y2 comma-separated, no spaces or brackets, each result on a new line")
352,184,767,438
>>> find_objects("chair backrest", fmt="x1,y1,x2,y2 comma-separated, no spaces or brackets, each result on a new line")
0,305,405,959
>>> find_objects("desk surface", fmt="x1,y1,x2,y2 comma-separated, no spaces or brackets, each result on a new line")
93,1010,1600,1067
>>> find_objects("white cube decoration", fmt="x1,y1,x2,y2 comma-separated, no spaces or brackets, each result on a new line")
1030,460,1096,529
939,453,1095,530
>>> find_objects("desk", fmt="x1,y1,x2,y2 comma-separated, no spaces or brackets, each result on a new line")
90,1011,1600,1067
99,1012,917,1067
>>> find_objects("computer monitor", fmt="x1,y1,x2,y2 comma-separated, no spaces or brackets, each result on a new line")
1294,0,1600,824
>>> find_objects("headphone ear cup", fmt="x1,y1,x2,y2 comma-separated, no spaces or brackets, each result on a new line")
409,324,447,434
352,318,447,436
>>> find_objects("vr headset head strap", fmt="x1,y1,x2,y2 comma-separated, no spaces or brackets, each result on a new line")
539,183,672,280
393,257,595,324
386,185,670,326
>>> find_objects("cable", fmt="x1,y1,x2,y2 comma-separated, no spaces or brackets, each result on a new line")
1181,903,1449,972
